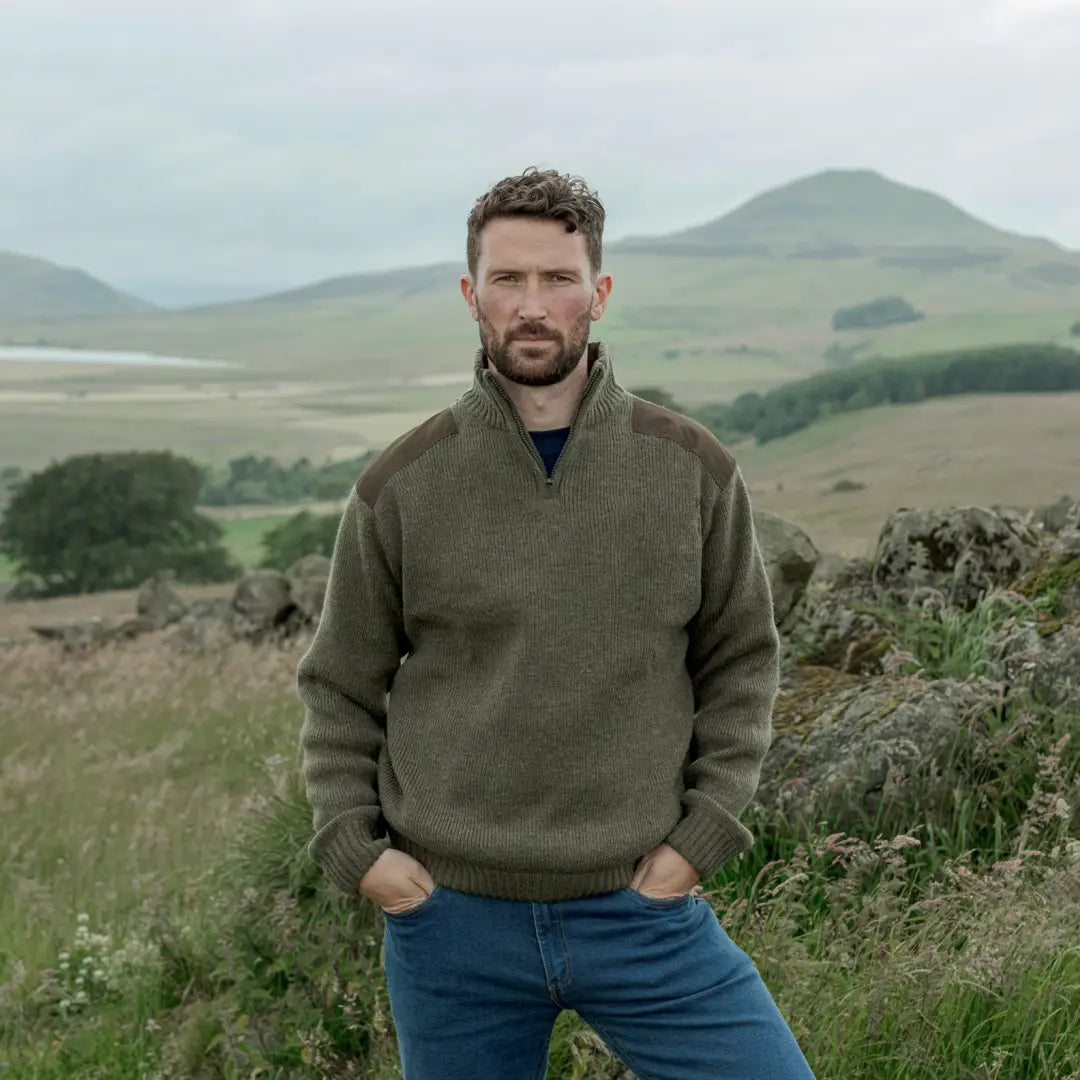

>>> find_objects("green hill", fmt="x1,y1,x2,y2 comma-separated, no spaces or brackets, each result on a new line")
3,169,1079,400
615,168,1067,260
0,250,155,322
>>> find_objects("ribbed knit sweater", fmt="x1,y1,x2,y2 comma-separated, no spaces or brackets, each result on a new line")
296,341,780,903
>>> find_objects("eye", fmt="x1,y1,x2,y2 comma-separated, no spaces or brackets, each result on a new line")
550,274,571,282
494,274,518,283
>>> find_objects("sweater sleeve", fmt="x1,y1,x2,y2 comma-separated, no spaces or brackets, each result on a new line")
663,462,779,881
296,484,408,896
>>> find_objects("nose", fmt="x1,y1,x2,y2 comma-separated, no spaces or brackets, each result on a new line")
517,278,547,322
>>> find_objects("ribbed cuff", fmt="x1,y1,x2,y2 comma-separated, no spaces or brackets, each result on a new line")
307,813,392,897
664,807,750,882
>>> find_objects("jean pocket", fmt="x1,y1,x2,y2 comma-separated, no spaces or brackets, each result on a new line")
620,887,693,910
381,885,443,920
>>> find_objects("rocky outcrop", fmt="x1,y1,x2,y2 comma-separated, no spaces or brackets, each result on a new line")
753,510,819,624
871,506,1039,610
29,557,332,654
757,666,1004,830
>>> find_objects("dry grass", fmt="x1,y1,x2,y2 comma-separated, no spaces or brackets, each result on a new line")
741,392,1080,555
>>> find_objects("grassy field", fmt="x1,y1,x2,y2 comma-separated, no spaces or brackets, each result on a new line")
1,592,1077,1077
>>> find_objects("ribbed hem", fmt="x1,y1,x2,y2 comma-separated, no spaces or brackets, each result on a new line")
664,807,751,882
307,814,392,897
389,828,637,902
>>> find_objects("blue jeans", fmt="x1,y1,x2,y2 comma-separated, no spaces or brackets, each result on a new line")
382,884,816,1079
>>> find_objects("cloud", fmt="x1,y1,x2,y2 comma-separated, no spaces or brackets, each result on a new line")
0,0,1077,303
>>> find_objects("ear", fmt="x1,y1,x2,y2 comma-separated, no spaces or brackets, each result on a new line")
590,272,613,321
460,275,479,321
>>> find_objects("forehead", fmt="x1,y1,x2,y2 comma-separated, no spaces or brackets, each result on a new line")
476,216,589,269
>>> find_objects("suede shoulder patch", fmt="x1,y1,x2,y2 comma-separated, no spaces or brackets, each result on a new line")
355,408,458,509
630,397,736,489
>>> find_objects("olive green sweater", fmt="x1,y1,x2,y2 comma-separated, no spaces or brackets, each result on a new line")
296,341,780,903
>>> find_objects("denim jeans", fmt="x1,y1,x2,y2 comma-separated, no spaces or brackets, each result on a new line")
381,884,816,1079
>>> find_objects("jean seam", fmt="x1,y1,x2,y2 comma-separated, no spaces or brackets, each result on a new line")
552,904,573,991
584,1016,658,1080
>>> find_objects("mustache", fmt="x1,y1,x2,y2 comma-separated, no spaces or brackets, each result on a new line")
510,324,560,340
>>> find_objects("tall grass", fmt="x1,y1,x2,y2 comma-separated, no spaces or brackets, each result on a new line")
2,603,1079,1078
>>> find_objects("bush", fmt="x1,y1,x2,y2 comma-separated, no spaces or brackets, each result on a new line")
832,295,924,331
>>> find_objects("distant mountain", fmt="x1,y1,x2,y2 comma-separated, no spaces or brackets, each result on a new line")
614,168,1068,263
0,251,155,322
4,168,1079,392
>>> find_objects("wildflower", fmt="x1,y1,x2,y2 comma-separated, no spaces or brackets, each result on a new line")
145,1017,161,1032
76,913,89,925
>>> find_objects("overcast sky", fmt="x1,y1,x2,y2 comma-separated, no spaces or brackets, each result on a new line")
2,0,1079,305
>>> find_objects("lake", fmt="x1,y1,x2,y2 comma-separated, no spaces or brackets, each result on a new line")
0,346,238,368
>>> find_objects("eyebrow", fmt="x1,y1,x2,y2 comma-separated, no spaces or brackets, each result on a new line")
486,267,582,278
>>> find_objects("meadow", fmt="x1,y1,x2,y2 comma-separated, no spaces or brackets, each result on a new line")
1,589,1078,1078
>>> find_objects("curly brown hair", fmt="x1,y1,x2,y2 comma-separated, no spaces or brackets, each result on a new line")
466,166,606,279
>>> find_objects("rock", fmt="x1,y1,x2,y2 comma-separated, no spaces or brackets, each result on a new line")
286,554,332,620
1052,529,1080,559
872,506,1038,611
1035,495,1080,535
1015,537,1080,615
782,557,900,676
753,510,819,624
228,569,296,642
136,573,189,629
757,666,1004,830
985,619,1080,710
30,614,157,653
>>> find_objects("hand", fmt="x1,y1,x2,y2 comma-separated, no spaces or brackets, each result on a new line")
630,843,700,900
358,849,436,914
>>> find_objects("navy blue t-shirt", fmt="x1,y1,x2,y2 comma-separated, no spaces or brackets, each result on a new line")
529,426,571,477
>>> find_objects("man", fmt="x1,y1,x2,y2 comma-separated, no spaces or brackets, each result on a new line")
297,167,816,1079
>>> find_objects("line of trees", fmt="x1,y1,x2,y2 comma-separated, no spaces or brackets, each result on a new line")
692,343,1080,444
198,452,374,506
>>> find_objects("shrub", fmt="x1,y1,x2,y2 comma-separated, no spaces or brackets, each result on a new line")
832,295,924,331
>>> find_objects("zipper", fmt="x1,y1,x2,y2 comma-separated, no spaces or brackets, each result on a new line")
485,360,605,494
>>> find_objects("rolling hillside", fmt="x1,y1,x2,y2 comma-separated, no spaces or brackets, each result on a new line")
2,169,1079,401
0,251,155,322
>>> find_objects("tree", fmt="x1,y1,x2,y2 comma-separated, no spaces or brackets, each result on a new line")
258,510,342,571
629,386,681,411
0,451,242,597
1071,321,1080,337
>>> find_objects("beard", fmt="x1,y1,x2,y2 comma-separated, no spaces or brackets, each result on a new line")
477,303,592,388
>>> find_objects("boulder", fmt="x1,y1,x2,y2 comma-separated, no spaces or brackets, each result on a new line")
782,557,899,676
985,619,1080,711
136,573,189,629
872,506,1038,610
1035,495,1080,535
756,666,1004,830
753,510,819,624
228,569,296,642
286,554,332,621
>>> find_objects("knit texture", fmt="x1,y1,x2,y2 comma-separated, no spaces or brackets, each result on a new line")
296,341,780,902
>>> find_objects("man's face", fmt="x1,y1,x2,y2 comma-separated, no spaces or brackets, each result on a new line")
461,217,612,388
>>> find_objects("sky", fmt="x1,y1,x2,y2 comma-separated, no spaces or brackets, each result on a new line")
2,0,1079,306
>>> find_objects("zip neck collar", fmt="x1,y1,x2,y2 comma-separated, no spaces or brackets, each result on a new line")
461,340,627,433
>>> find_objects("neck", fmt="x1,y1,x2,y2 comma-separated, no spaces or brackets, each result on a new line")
488,349,591,430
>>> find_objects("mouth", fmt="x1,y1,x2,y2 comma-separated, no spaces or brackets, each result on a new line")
514,335,555,342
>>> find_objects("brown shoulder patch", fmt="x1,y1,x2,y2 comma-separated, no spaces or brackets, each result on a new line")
630,397,736,489
355,407,458,509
